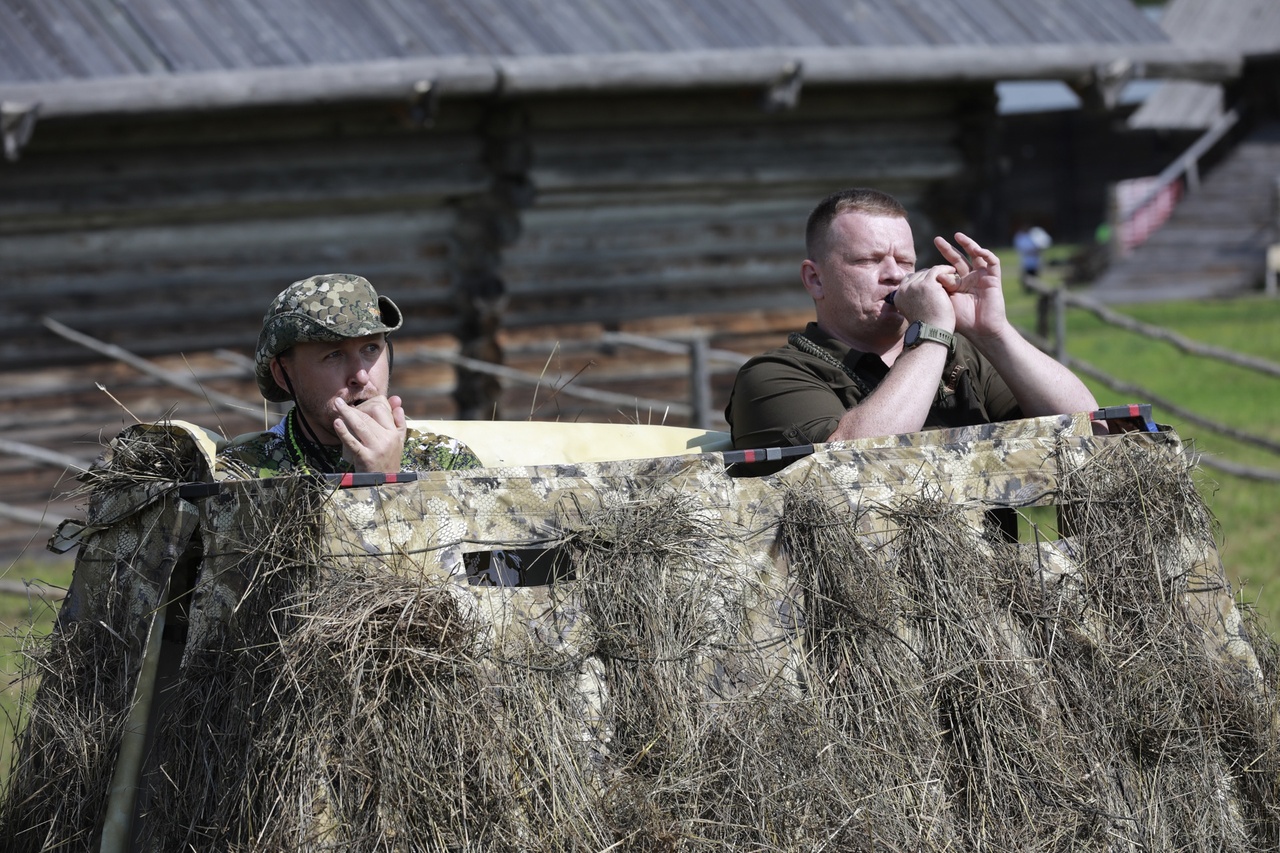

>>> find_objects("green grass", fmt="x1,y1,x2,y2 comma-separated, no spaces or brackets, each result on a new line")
1,557,74,790
1006,246,1280,631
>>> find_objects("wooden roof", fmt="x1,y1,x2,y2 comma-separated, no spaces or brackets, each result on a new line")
1130,0,1280,129
3,0,1171,80
0,0,1240,117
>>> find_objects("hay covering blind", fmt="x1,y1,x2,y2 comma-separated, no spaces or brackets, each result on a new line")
3,414,1278,851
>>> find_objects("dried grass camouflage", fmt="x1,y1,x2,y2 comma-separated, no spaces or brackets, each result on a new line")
5,414,1278,851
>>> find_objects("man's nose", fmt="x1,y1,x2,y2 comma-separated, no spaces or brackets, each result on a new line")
882,260,906,282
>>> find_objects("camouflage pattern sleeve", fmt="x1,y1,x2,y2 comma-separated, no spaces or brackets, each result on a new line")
215,424,480,479
215,430,296,480
403,428,482,471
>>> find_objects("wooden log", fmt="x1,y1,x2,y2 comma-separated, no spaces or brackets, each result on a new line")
1020,325,1280,457
412,347,693,418
0,55,500,117
1027,281,1280,380
0,45,1239,119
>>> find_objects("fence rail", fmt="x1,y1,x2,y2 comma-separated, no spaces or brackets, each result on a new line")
1028,280,1280,379
1025,276,1280,481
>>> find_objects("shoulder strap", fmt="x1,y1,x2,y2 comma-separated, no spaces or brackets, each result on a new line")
787,332,874,397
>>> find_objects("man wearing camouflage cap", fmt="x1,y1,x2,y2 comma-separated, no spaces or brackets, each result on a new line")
218,273,480,478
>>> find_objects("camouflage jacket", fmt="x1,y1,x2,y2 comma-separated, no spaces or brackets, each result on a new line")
216,409,481,480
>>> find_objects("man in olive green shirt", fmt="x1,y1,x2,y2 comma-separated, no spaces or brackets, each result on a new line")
726,188,1099,450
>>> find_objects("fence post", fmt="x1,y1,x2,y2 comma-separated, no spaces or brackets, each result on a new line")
1186,159,1200,193
1035,279,1051,340
1266,244,1279,298
687,333,713,430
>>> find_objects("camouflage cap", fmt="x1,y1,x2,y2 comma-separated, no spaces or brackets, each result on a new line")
255,273,403,402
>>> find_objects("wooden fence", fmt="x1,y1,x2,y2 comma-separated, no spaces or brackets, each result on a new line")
1027,275,1280,482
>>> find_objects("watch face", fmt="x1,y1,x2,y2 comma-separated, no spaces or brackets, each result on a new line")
905,322,921,346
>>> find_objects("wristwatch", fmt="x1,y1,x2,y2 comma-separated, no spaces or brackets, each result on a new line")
903,321,955,355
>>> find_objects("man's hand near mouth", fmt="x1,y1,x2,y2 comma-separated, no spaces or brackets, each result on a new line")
333,394,409,473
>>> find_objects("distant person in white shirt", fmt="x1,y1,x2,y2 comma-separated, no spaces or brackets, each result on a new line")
1013,224,1052,285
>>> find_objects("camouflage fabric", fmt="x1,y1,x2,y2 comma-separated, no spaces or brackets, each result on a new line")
215,412,481,479
254,273,403,402
10,412,1278,852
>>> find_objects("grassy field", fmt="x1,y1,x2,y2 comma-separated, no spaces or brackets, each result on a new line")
2,250,1278,789
1,557,73,783
1007,247,1280,632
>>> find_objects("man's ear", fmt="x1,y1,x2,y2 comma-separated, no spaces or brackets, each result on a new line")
800,259,823,300
269,355,291,396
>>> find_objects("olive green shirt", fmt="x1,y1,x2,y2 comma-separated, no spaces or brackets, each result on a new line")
725,322,1021,450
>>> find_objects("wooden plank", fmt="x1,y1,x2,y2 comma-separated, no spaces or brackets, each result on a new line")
524,86,978,130
1,260,454,312
223,0,310,65
79,0,176,73
505,227,801,265
504,263,797,298
503,290,813,329
21,100,489,153
0,203,460,362
0,159,487,231
496,44,1241,94
0,2,74,80
0,54,500,117
12,0,148,78
0,210,459,267
1,138,487,197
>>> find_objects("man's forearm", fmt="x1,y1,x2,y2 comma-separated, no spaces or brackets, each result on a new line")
826,343,948,441
970,327,1098,417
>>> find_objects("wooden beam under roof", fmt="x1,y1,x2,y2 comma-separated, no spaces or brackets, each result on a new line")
0,43,1242,119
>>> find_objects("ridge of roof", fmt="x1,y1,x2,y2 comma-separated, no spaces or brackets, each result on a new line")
0,43,1241,119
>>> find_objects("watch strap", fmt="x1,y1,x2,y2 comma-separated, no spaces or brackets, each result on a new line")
907,321,955,354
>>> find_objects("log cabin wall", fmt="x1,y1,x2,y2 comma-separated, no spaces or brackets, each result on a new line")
503,84,993,329
0,101,492,366
1,80,995,421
